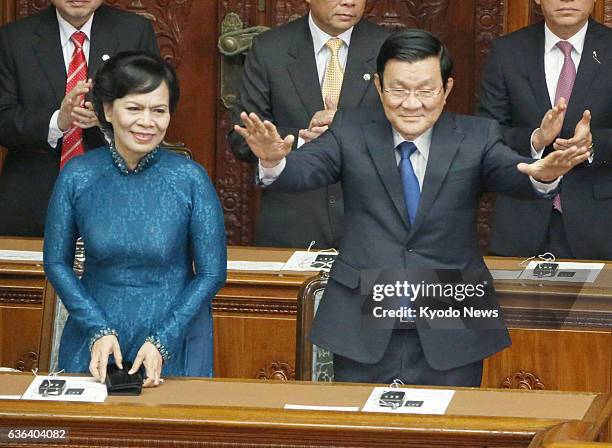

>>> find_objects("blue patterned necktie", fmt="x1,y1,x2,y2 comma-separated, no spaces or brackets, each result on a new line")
399,141,420,224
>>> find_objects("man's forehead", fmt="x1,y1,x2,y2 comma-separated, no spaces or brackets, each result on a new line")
383,59,442,82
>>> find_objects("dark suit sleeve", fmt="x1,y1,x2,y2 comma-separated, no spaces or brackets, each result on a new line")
477,42,535,157
228,35,301,164
0,27,57,152
137,18,160,56
591,128,612,165
267,114,344,192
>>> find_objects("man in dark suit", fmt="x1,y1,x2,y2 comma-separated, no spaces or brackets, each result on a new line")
234,30,589,386
228,0,388,249
478,0,612,259
0,0,159,237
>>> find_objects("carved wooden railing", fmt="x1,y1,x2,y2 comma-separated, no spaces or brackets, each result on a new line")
501,370,547,390
529,397,612,448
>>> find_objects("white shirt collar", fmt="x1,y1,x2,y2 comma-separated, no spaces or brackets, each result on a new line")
392,127,432,162
56,9,94,47
544,20,588,56
308,12,353,55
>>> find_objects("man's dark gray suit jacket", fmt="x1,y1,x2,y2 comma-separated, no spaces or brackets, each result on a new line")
268,109,542,370
229,16,388,249
478,20,612,259
0,5,159,237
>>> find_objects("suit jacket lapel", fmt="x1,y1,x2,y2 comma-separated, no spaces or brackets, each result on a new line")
89,5,119,79
33,7,66,105
409,112,463,237
338,21,378,109
565,20,605,133
364,117,411,231
287,17,324,118
526,23,552,116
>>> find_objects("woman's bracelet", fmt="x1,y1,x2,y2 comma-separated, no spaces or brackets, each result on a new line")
145,335,171,362
89,327,119,352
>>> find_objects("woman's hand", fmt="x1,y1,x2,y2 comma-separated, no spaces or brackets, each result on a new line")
129,341,163,387
89,335,123,383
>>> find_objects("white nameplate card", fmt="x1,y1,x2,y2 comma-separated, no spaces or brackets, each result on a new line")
22,376,107,403
0,250,43,262
227,261,286,271
281,251,337,272
284,404,360,412
519,261,604,283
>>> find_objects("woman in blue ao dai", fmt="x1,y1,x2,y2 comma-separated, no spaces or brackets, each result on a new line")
44,52,226,387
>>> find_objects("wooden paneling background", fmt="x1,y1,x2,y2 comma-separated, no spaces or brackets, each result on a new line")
1,0,611,245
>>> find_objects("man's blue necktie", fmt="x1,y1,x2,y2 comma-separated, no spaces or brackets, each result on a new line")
399,141,420,224
397,142,420,325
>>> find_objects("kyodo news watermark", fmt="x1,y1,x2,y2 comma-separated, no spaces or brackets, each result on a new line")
358,268,503,329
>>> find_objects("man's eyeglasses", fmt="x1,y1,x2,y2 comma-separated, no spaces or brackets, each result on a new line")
383,87,444,101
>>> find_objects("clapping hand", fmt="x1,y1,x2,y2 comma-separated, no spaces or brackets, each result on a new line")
532,98,567,151
553,109,592,151
71,99,100,130
299,96,337,143
234,112,293,168
58,79,99,131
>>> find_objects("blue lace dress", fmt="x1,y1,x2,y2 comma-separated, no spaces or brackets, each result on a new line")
44,146,226,377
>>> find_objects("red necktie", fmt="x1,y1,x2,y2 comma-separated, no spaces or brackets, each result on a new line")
60,31,88,169
552,41,576,213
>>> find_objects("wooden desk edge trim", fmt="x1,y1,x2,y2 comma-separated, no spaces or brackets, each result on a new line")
0,401,577,435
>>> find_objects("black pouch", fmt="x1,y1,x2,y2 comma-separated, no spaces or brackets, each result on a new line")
105,361,143,396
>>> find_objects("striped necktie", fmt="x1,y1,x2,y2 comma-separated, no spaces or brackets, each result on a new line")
60,31,88,169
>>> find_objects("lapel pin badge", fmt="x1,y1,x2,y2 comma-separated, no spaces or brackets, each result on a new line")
363,73,371,81
592,51,601,64
102,54,110,62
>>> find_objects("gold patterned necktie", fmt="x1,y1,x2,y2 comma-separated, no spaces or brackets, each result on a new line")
321,38,344,108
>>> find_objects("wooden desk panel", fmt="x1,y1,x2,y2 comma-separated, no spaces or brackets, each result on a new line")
213,247,313,379
479,257,612,402
0,238,45,370
0,238,55,371
0,304,41,370
0,374,608,448
483,328,611,392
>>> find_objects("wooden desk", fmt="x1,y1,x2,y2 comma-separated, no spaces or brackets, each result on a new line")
0,238,54,371
0,374,608,447
1,239,610,400
482,257,611,394
214,246,313,379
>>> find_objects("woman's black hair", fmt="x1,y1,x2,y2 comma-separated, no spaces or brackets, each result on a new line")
376,29,453,88
93,51,179,132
